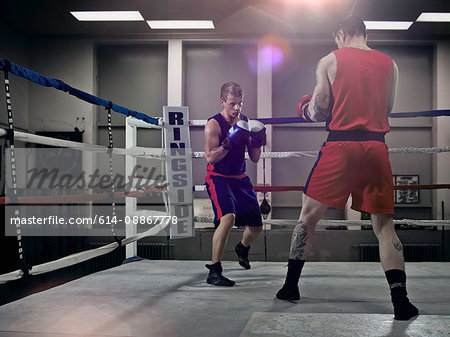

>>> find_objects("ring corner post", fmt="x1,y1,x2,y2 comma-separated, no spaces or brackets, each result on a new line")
125,116,138,258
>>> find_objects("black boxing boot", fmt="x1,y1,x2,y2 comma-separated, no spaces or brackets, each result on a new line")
235,242,251,270
276,259,305,302
206,262,235,287
385,269,419,320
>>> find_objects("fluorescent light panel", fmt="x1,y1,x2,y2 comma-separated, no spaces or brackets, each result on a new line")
416,12,450,22
147,20,214,29
71,11,144,21
364,21,413,30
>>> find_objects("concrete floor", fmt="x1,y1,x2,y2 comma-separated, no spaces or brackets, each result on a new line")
0,260,449,337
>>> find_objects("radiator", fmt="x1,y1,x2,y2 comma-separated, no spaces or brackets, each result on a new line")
358,243,441,262
88,242,173,272
137,242,172,260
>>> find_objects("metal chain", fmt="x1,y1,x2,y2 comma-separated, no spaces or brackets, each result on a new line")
3,62,30,275
107,106,121,245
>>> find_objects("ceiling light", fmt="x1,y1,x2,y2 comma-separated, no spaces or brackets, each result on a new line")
147,20,214,29
71,11,144,21
416,12,450,22
364,21,413,30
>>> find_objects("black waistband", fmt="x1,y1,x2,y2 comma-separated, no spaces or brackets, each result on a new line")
327,130,386,142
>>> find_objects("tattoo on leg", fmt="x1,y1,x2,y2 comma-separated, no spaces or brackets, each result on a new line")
289,221,308,260
392,237,403,252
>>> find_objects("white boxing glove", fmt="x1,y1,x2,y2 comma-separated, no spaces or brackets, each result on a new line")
248,120,266,148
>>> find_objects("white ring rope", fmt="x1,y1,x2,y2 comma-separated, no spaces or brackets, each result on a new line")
0,123,170,284
0,218,171,284
2,129,165,158
193,216,450,227
189,119,208,126
388,147,450,154
127,116,163,129
1,122,448,284
193,147,450,159
3,129,448,160
2,214,447,283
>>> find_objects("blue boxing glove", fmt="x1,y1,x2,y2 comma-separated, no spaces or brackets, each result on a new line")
221,120,250,151
248,120,266,148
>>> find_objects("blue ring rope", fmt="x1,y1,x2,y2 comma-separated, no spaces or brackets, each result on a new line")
1,58,448,125
0,58,159,125
255,110,450,125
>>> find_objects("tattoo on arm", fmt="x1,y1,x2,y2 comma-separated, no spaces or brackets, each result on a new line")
289,221,308,260
392,238,403,252
313,94,330,122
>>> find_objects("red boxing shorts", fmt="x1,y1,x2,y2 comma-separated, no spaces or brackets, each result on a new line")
304,140,394,214
205,172,263,228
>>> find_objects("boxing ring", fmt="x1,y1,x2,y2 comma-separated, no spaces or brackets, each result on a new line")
0,59,450,336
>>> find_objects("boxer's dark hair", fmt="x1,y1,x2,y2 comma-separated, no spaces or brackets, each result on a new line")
221,82,242,101
333,15,366,38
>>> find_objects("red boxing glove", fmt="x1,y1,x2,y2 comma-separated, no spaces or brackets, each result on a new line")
296,95,313,121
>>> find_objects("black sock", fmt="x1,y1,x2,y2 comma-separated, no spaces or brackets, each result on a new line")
206,262,222,274
385,269,419,320
285,259,305,286
236,242,250,254
385,269,408,305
